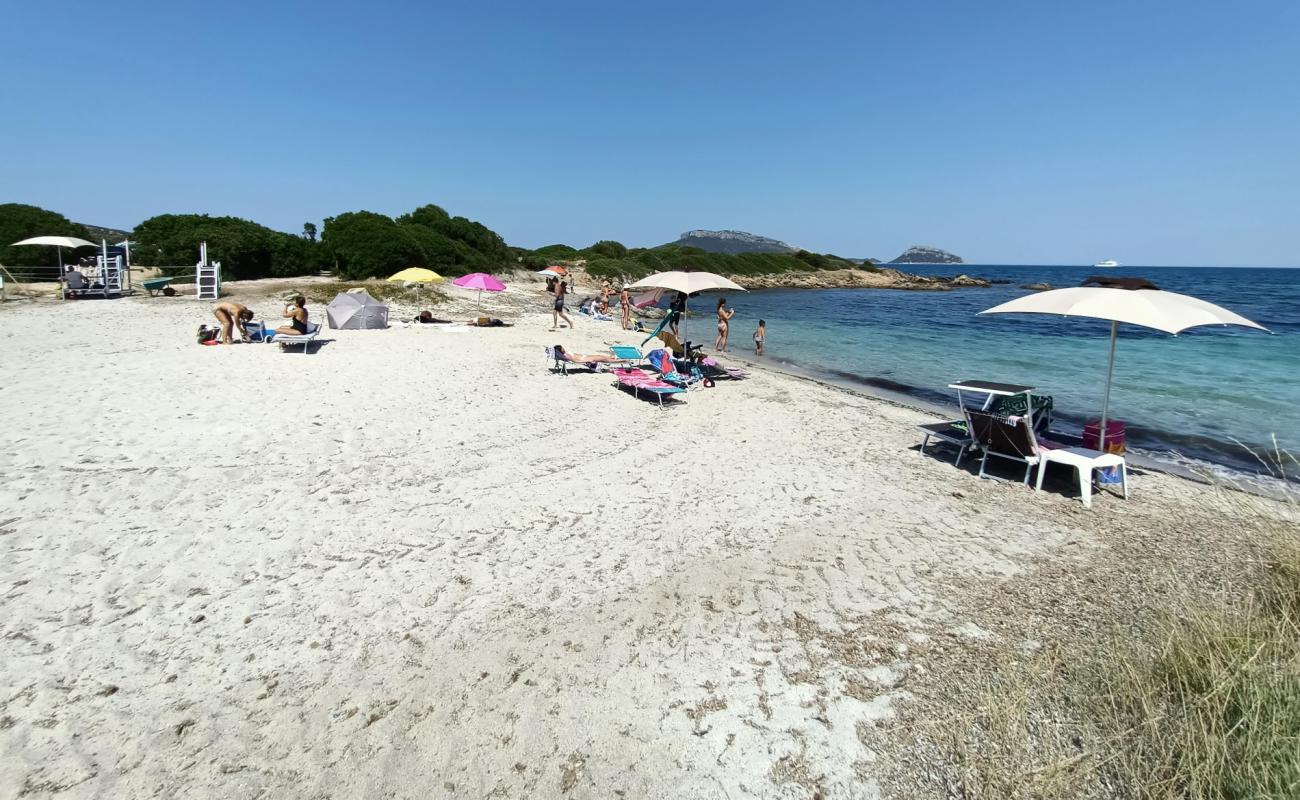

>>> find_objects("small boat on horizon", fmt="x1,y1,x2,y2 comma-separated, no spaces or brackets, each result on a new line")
1093,259,1119,268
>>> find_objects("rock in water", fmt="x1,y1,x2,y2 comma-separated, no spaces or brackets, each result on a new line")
889,245,964,264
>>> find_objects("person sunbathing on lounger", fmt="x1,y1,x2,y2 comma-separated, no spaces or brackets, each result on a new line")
212,301,254,344
553,345,620,364
275,295,309,337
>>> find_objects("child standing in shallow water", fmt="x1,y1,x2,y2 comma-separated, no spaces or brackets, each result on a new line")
754,319,766,355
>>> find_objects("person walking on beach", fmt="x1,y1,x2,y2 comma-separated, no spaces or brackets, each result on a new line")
753,319,766,355
275,295,309,338
619,286,632,330
212,300,254,344
551,279,574,330
715,297,735,352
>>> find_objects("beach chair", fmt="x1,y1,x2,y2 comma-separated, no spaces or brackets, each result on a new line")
967,410,1050,484
275,321,322,354
546,346,606,375
645,348,701,389
966,410,1124,507
917,419,975,466
611,368,686,407
696,356,747,380
609,345,642,362
64,271,92,298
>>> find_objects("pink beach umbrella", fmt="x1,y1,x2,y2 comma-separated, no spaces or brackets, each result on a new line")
452,272,506,308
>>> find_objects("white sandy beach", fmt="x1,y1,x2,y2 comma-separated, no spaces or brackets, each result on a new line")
1,282,1293,799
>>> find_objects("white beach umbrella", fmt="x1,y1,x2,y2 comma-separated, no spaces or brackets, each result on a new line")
627,271,747,353
11,235,98,275
980,282,1269,448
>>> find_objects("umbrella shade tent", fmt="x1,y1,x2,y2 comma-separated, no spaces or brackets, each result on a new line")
326,291,390,330
628,271,747,352
979,281,1269,448
388,267,444,283
11,236,98,282
452,272,506,308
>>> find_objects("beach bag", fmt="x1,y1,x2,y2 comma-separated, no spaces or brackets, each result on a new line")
197,325,218,344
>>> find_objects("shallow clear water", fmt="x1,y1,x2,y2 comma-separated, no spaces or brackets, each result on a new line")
698,266,1300,476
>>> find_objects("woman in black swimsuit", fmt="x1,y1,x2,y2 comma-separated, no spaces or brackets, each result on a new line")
276,295,309,336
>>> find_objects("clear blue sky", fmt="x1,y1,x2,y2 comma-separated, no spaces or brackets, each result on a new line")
5,1,1298,265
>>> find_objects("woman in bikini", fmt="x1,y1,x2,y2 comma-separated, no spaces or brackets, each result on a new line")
553,345,620,364
211,301,254,344
619,286,632,330
714,296,735,352
275,295,309,337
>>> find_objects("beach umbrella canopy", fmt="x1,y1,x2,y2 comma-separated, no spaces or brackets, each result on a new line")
12,236,98,250
453,273,506,292
11,236,98,276
388,267,444,283
628,271,747,353
979,278,1268,448
326,291,390,330
627,271,746,295
452,272,506,309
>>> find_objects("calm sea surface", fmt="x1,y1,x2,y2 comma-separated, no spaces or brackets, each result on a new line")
700,265,1299,478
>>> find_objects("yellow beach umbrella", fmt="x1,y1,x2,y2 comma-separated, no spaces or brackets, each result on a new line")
388,267,445,283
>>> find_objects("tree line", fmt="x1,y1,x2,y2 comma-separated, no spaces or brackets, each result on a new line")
0,202,862,283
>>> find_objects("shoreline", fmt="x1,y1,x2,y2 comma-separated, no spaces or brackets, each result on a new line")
714,345,1296,500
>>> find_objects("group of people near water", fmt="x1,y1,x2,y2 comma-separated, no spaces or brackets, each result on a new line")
549,278,766,355
206,276,767,355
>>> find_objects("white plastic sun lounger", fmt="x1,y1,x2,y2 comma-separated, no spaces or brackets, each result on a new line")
275,321,322,353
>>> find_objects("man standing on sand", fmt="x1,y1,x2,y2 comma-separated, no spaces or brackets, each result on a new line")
551,279,574,331
212,301,254,344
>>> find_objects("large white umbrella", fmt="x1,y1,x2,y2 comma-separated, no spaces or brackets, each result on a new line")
11,235,98,275
980,282,1269,448
627,271,747,354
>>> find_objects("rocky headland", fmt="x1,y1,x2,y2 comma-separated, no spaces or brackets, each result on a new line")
732,268,989,291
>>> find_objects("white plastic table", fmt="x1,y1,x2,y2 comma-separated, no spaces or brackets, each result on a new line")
1035,446,1127,508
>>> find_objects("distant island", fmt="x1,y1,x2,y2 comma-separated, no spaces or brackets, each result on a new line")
889,245,963,265
665,230,796,255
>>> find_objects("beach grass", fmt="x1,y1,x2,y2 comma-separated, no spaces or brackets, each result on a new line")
950,484,1300,799
297,280,449,307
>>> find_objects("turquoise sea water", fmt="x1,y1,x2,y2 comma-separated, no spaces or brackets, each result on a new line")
700,266,1299,478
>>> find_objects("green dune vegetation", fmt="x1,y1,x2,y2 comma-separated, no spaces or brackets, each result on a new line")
0,202,867,284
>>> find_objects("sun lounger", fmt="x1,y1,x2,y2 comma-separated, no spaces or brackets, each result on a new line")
697,356,747,380
609,345,642,361
967,410,1123,507
275,321,322,353
611,368,686,407
917,419,975,466
546,346,607,374
967,410,1054,484
646,348,701,389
